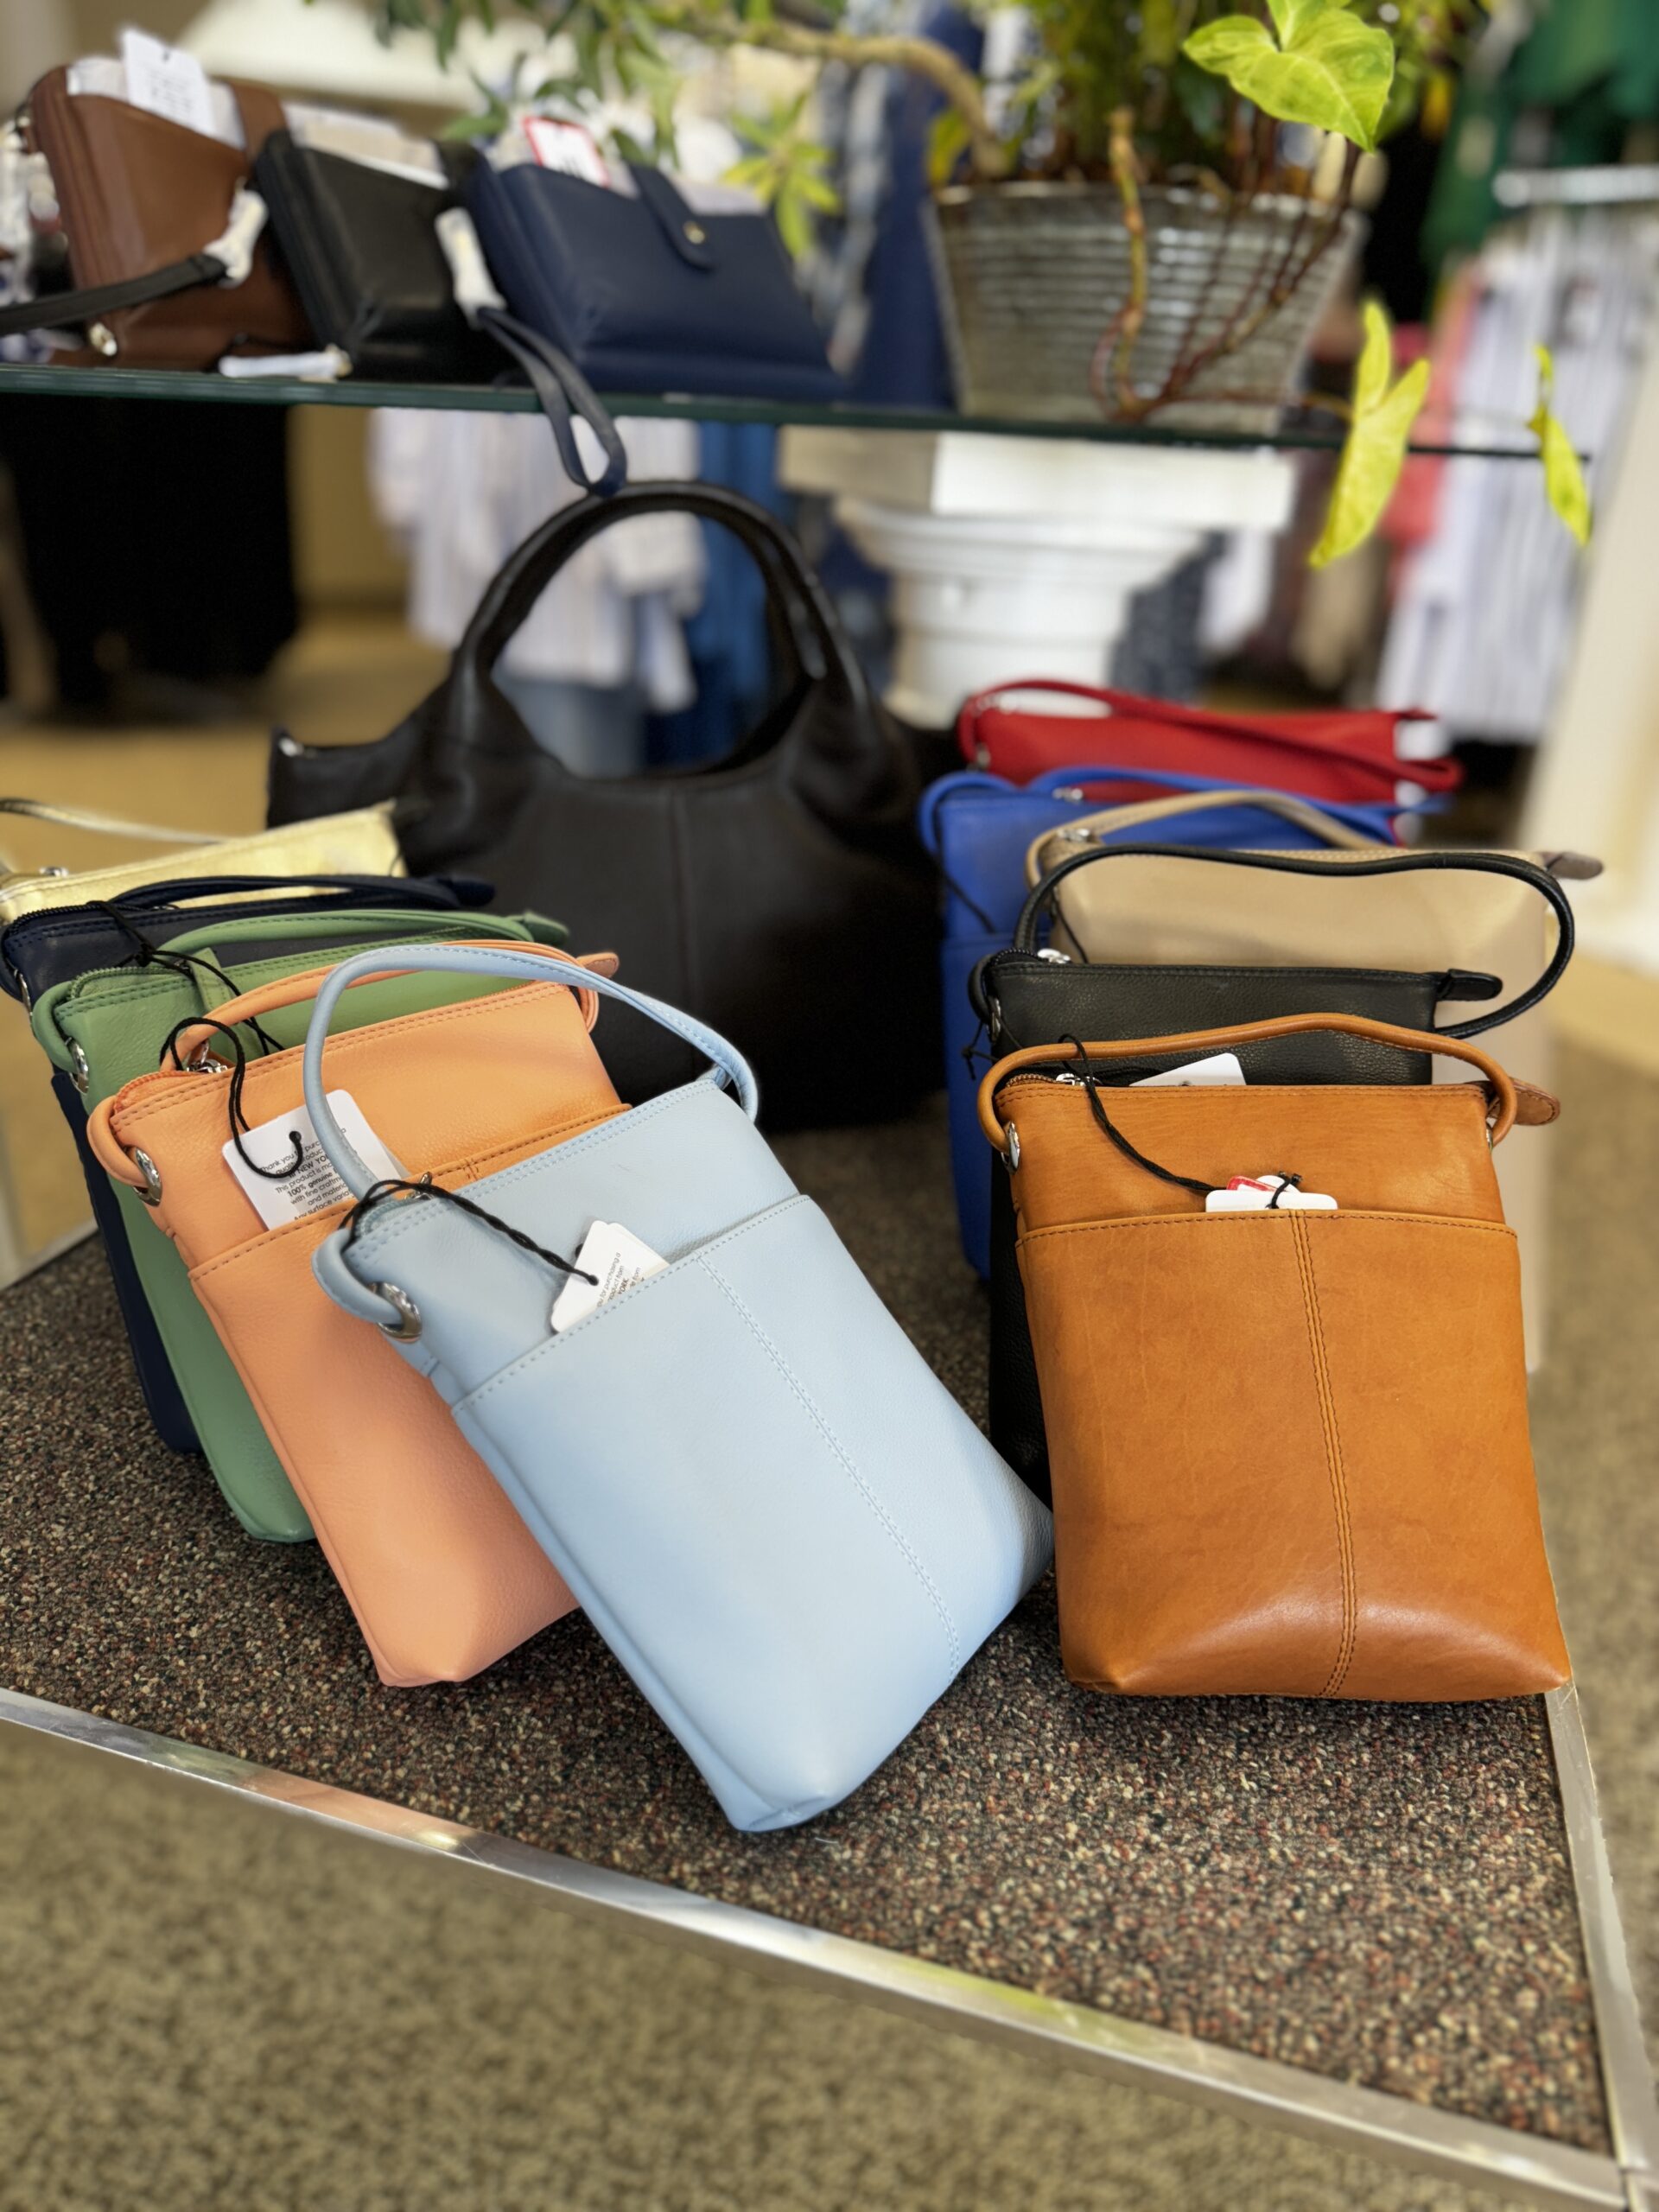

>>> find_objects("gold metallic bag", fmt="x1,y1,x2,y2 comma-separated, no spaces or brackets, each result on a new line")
0,799,404,925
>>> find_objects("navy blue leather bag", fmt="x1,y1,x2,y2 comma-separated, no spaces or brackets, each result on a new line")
0,871,491,1006
465,157,839,401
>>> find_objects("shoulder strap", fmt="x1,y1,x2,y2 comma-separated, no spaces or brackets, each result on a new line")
300,940,758,1194
0,797,224,876
475,307,627,496
1022,786,1382,887
977,1013,1527,1152
0,254,225,340
0,182,269,342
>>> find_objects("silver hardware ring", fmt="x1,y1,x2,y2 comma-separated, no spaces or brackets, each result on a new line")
373,1283,423,1342
132,1147,163,1206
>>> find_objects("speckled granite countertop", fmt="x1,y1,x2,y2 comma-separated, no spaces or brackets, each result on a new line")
0,1103,1606,2152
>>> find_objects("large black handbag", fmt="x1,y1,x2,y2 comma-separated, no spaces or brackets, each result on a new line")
266,484,940,1127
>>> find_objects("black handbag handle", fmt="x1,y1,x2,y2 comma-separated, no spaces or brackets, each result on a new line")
1014,843,1575,1039
455,482,872,760
0,250,234,339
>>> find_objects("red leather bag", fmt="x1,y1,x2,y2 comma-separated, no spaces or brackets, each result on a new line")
957,680,1459,805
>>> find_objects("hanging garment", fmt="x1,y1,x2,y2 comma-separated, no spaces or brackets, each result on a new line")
369,407,704,708
1379,202,1658,744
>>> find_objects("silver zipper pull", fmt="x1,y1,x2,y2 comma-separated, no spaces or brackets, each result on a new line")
1037,947,1071,965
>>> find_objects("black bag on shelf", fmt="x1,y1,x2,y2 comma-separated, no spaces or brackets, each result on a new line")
253,130,498,381
265,483,941,1129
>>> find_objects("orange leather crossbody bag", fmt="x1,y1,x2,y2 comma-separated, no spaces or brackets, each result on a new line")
88,944,622,1687
979,1013,1570,1702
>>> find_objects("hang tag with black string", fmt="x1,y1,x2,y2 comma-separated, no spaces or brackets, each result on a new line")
224,1092,404,1230
1205,1174,1337,1214
550,1222,666,1333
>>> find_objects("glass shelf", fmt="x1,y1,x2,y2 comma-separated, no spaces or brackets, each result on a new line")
0,359,1554,461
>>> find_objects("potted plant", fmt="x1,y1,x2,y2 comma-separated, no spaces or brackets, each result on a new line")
385,0,1588,561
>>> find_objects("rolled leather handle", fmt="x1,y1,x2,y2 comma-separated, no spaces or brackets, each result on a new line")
1022,786,1382,887
976,1012,1528,1154
168,939,613,1066
301,939,760,1197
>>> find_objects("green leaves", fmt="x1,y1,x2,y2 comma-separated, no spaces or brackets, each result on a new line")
1309,299,1429,569
1184,0,1395,152
1529,345,1592,548
726,92,839,259
927,107,972,188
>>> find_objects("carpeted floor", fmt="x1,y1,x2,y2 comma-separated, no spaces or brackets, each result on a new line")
1,1039,1654,2212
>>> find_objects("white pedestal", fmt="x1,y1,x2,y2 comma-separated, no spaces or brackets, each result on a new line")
779,429,1299,725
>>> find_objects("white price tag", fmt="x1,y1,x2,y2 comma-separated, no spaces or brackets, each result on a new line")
1131,1052,1246,1090
1205,1174,1338,1214
119,30,216,137
550,1220,666,1332
524,118,612,187
222,1090,404,1230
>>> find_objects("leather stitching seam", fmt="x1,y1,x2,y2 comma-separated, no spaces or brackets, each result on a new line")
1021,1213,1516,1243
1290,1212,1357,1697
696,1256,963,1679
459,1198,812,1404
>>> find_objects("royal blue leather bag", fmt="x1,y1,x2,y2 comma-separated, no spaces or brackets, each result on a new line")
918,765,1412,1276
309,943,1051,1832
464,157,839,401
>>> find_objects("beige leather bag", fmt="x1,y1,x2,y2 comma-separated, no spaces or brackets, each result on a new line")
0,799,404,925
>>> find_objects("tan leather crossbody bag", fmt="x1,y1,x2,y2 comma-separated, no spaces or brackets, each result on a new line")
979,1014,1570,1703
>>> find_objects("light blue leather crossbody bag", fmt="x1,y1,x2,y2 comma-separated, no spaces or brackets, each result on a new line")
308,943,1052,1832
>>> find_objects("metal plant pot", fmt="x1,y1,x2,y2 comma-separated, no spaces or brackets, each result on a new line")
927,181,1365,434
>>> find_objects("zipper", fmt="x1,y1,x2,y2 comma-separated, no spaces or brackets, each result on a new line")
1000,1069,1085,1091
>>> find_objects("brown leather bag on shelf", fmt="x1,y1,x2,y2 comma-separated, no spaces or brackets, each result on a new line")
2,65,308,366
978,1014,1571,1703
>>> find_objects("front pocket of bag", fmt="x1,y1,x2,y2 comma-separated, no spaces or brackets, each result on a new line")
453,1193,1020,1827
1019,1209,1565,1700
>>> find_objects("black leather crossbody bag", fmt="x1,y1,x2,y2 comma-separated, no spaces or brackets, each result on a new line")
253,130,496,380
